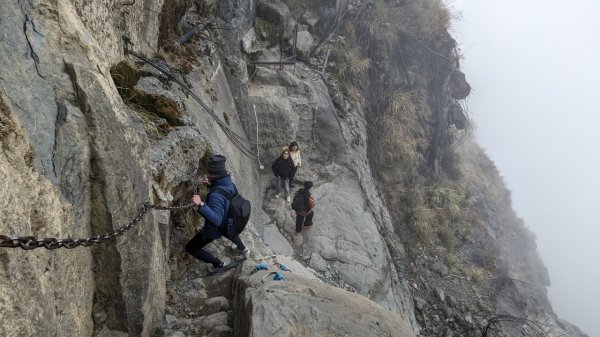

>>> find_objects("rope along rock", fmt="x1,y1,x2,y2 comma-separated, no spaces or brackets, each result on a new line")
122,36,256,160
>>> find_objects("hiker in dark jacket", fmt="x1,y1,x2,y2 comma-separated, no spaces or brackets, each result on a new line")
187,155,249,270
293,181,316,234
271,150,295,202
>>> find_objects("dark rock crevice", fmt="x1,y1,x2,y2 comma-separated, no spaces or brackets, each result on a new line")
21,10,45,79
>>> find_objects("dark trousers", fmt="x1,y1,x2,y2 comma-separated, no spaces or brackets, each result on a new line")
295,211,314,233
186,232,246,267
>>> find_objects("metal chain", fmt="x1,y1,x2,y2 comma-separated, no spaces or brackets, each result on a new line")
0,202,196,250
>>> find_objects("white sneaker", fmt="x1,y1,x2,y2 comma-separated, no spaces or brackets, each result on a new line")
241,247,251,257
274,194,280,199
286,196,291,202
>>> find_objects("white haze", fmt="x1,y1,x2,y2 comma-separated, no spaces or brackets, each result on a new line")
451,1,600,336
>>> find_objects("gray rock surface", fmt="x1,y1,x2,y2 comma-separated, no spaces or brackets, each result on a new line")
414,297,427,311
69,0,162,62
232,263,417,337
96,326,130,337
0,96,94,336
241,28,258,54
300,177,387,294
0,0,166,335
202,297,231,315
262,223,294,256
294,30,315,57
165,331,186,337
309,252,328,272
165,314,177,330
217,0,255,30
431,261,449,276
241,64,416,328
435,287,446,302
192,311,229,331
449,70,471,99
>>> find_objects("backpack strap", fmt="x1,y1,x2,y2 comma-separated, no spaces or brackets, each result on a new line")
208,186,234,226
210,186,233,201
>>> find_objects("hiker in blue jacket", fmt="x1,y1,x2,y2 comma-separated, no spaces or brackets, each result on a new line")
187,154,249,270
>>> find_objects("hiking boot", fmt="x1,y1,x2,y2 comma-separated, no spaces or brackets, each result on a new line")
286,195,291,202
274,193,280,199
207,262,227,273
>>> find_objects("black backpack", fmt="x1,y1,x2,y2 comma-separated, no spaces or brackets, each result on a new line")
210,186,251,238
291,191,309,212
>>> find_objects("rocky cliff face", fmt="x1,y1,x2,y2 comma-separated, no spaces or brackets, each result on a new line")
0,0,587,337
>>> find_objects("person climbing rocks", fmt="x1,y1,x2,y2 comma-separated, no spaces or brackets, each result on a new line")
292,181,316,234
286,141,302,183
271,150,295,202
186,154,250,271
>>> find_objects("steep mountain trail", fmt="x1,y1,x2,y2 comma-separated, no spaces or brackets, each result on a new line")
0,0,589,336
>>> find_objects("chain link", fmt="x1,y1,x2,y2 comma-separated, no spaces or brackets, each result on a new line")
0,202,196,250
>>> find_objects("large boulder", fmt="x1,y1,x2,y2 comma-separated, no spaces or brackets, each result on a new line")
232,263,417,337
294,30,315,57
1,0,168,335
448,70,471,99
300,176,389,296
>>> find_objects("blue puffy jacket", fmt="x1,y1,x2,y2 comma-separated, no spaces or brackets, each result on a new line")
198,175,237,239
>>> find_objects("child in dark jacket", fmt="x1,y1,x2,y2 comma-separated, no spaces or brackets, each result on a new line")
271,150,295,202
293,181,315,233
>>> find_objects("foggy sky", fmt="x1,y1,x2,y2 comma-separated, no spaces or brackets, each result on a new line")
451,1,600,336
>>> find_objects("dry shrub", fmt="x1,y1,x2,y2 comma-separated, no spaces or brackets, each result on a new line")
157,0,192,48
370,90,429,184
110,62,179,139
431,185,462,219
155,46,195,74
438,226,455,249
408,205,434,242
364,3,404,46
468,265,487,284
366,0,453,42
0,95,13,139
127,104,164,139
155,0,208,74
374,114,418,166
413,0,453,38
331,23,372,79
443,251,458,270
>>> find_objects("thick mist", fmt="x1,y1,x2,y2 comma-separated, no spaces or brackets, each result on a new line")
452,1,600,336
